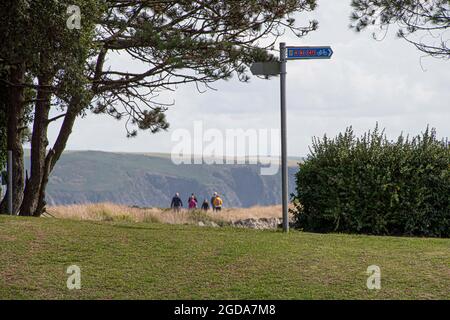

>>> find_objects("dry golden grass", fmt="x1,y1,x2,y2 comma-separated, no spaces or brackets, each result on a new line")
218,205,294,221
47,202,294,225
47,203,163,223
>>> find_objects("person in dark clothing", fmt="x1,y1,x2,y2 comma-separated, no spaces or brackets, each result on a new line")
201,200,209,211
171,193,183,212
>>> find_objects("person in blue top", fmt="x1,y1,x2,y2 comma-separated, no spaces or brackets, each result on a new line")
171,193,183,212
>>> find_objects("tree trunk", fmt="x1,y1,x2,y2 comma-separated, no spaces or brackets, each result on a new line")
0,64,25,215
19,73,52,216
32,96,84,217
34,149,54,216
50,96,82,171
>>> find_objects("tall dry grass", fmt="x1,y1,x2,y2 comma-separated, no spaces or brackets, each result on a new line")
47,202,293,225
218,205,293,221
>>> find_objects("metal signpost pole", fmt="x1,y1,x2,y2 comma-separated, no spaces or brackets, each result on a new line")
8,150,13,215
250,44,332,233
280,42,289,233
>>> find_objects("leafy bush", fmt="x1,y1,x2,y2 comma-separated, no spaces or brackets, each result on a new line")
291,125,449,237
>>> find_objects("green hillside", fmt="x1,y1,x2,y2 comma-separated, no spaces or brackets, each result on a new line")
1,216,449,299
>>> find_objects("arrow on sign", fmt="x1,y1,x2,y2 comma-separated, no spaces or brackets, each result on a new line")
286,46,333,60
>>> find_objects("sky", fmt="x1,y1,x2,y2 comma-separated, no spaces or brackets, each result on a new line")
45,0,450,158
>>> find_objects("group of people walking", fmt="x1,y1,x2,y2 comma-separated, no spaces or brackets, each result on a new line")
170,192,223,212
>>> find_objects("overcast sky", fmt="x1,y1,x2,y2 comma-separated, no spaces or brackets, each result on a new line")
45,0,450,157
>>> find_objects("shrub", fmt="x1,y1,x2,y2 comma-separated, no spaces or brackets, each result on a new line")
291,125,449,237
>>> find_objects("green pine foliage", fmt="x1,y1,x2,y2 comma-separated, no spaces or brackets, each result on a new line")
292,125,450,237
350,0,449,59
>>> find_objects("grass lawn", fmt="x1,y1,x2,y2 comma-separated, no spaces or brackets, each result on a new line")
0,216,449,299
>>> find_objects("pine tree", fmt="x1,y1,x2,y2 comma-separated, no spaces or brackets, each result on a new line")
350,0,450,59
1,0,318,216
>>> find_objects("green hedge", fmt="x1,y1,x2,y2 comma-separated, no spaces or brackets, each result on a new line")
291,126,449,237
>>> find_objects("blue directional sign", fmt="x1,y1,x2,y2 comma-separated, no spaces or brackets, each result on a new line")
286,46,333,60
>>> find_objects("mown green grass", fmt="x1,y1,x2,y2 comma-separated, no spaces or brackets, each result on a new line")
0,216,448,300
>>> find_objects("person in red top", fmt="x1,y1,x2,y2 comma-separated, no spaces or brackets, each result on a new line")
188,195,197,210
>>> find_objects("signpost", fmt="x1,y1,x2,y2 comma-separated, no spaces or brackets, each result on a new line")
251,43,333,233
250,62,280,76
279,43,288,233
286,46,333,60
